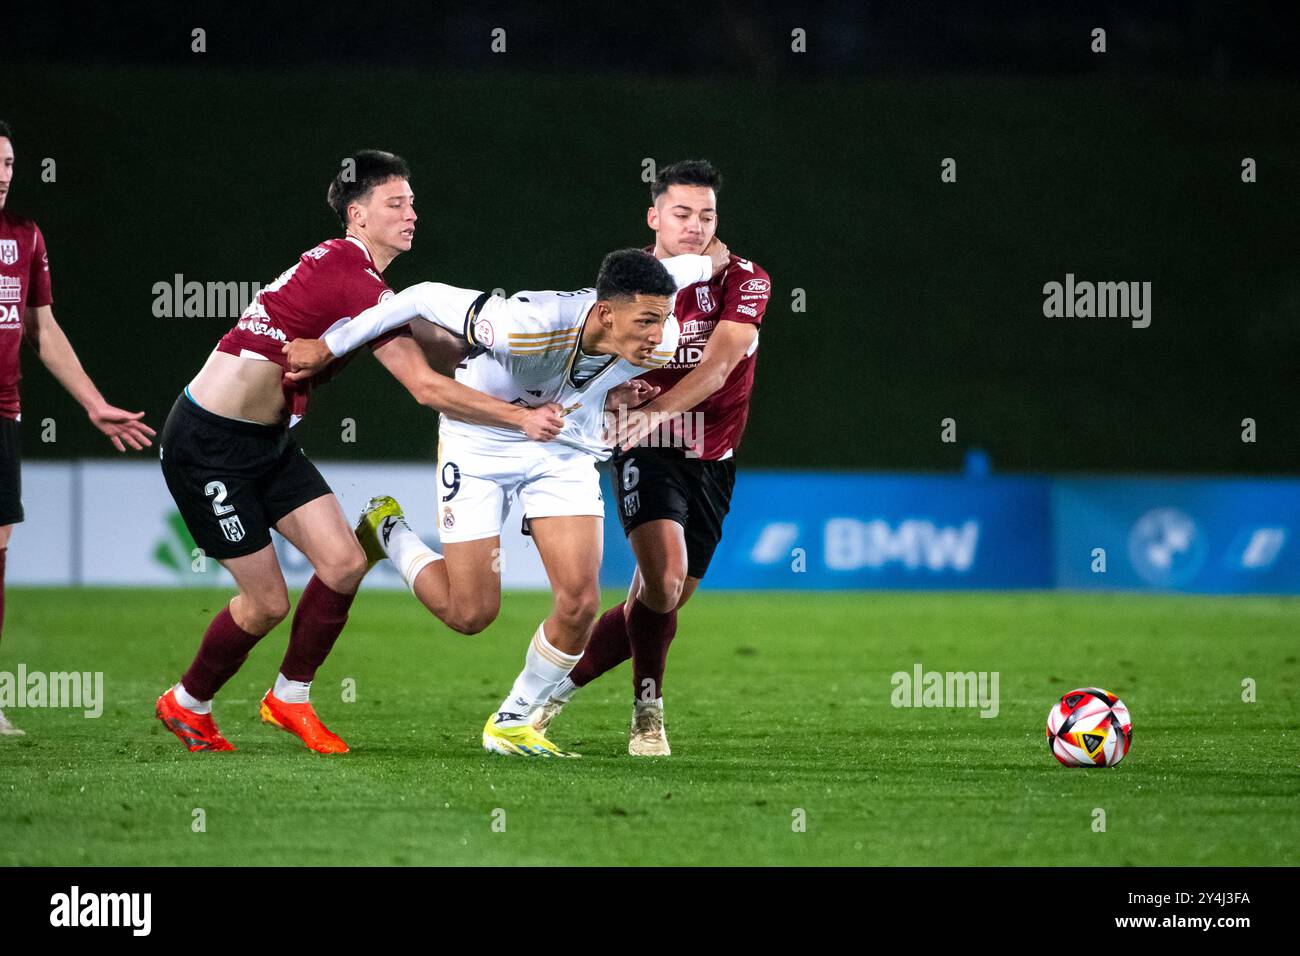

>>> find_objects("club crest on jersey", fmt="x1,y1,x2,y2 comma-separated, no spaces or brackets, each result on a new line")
473,319,494,348
219,515,246,543
0,240,18,266
442,507,455,530
695,286,716,313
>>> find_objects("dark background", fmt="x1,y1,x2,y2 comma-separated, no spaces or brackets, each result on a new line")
5,1,1297,474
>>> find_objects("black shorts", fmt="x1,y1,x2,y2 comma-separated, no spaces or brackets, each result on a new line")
159,393,331,561
612,447,737,579
0,417,22,526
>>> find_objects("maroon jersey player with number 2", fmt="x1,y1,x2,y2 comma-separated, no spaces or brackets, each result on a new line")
154,150,563,754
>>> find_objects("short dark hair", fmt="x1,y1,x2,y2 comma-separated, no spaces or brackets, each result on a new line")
0,120,11,141
596,249,678,302
327,149,411,227
650,159,721,203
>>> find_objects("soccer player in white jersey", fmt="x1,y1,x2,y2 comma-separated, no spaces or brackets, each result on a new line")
282,246,725,755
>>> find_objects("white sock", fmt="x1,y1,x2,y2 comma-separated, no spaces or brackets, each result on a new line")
174,682,212,715
493,623,582,727
551,676,579,703
273,673,311,704
382,518,443,591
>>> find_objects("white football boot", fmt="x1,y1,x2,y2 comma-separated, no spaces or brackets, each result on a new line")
628,698,670,756
0,707,25,736
530,697,566,736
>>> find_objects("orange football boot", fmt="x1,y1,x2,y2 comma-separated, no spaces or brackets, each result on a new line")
155,688,236,752
259,691,349,754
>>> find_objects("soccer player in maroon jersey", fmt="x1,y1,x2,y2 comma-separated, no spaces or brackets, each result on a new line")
0,120,156,737
531,160,771,754
154,150,564,753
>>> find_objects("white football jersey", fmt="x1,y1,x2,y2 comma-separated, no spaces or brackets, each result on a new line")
322,255,712,458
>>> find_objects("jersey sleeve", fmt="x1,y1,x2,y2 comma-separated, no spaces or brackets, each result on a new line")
323,281,488,357
470,291,530,361
641,314,680,371
28,226,53,308
719,259,770,327
660,254,712,291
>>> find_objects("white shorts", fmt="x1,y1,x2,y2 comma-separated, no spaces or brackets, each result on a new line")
435,432,605,543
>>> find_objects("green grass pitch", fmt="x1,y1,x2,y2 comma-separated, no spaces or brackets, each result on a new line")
1,587,1296,866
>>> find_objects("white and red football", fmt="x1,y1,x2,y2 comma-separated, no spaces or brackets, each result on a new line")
1046,688,1133,767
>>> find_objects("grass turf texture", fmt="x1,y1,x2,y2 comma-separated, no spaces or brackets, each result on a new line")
1,587,1296,866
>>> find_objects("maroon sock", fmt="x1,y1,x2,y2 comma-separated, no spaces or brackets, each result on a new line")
180,605,266,701
0,547,6,649
568,601,632,687
279,575,356,683
628,598,678,701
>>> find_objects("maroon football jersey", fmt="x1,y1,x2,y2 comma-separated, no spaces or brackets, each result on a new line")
640,252,771,460
0,211,54,420
216,235,407,422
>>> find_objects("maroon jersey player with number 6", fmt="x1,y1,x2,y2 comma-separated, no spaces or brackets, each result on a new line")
532,159,771,755
154,150,563,754
0,120,156,738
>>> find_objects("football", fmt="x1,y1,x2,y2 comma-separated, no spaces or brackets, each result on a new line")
1046,688,1133,767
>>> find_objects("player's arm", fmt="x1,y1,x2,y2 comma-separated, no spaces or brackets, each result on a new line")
660,253,715,289
647,252,767,418
636,320,757,420
370,335,563,442
617,255,769,450
21,304,155,452
283,282,487,381
618,317,759,447
613,320,757,454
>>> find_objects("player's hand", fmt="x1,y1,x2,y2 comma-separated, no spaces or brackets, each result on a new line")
612,400,662,452
282,338,335,382
704,236,730,276
521,403,564,442
87,402,155,453
605,379,660,413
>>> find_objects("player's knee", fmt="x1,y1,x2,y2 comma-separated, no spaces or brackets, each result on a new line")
314,544,368,594
244,593,290,632
640,569,685,613
446,604,499,636
553,587,601,634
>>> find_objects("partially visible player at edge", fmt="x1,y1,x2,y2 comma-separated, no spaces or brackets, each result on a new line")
0,120,156,737
534,159,771,755
154,150,564,754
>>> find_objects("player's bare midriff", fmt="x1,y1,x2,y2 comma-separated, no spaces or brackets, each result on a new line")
186,350,288,425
